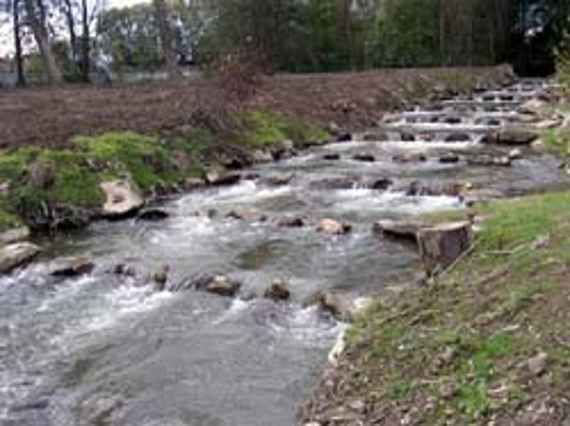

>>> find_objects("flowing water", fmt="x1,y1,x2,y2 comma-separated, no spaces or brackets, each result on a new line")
1,79,568,426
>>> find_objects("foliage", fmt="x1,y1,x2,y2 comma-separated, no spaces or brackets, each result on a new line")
555,19,570,88
96,4,163,72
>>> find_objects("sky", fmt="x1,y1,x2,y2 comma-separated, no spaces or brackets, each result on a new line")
0,0,148,58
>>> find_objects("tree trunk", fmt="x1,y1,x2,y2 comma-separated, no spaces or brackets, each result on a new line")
80,0,90,82
13,0,26,86
24,0,63,84
153,0,182,79
62,0,78,62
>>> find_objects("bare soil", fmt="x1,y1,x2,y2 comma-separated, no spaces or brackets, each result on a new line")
0,66,513,150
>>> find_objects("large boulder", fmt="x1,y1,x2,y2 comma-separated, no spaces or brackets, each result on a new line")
49,256,95,277
417,221,473,276
100,180,144,218
488,128,539,146
0,242,42,274
0,227,30,246
317,219,352,235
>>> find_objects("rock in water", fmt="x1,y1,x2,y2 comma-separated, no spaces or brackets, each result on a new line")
373,219,424,241
488,128,539,145
264,280,291,301
100,180,144,219
370,178,393,191
49,256,95,277
276,217,305,228
439,153,460,163
336,133,352,142
205,170,241,186
417,221,473,276
152,265,170,291
362,132,389,142
0,242,42,274
205,275,241,297
352,153,375,162
317,219,352,235
137,208,170,222
181,274,241,297
307,291,360,321
185,177,207,190
445,133,471,143
323,153,341,161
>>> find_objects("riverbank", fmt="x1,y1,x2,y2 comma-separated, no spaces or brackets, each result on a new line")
0,66,514,239
300,97,570,425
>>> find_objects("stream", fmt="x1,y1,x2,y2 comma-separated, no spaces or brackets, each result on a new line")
1,79,568,426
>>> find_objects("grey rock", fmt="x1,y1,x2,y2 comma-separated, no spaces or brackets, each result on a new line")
0,227,30,246
445,133,471,142
352,153,375,162
100,179,144,218
0,242,42,274
137,208,170,222
276,216,305,228
317,219,351,235
527,352,548,376
489,128,540,145
373,219,423,241
49,256,95,277
263,280,291,301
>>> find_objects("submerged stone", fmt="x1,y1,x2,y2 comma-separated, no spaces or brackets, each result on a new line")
49,256,95,277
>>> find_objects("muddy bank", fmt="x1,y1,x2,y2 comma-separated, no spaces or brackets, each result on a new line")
0,66,515,151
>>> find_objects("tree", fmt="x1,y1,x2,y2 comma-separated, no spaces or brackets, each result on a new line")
97,4,162,71
12,0,26,85
23,0,63,84
153,0,181,78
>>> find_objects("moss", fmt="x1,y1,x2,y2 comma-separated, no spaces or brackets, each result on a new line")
0,198,23,233
240,111,329,147
544,127,570,158
73,132,183,192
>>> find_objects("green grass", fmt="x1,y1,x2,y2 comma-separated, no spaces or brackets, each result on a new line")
544,127,570,158
240,111,329,147
0,111,329,232
336,191,570,424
